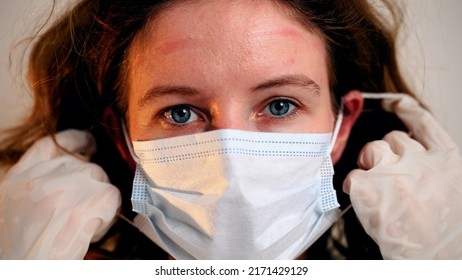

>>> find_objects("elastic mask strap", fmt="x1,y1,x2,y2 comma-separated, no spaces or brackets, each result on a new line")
336,92,405,214
327,102,344,154
328,92,404,154
121,120,140,164
361,92,405,100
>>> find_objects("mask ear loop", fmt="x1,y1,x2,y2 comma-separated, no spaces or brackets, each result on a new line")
332,93,408,220
361,92,404,100
327,101,344,155
121,120,140,164
328,100,352,216
116,120,143,229
337,93,400,217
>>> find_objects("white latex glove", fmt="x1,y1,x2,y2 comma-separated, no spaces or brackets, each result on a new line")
344,93,462,259
0,130,121,259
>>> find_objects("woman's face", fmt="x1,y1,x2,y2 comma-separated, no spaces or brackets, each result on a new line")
126,0,335,141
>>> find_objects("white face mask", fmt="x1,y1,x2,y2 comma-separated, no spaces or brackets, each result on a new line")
126,108,344,260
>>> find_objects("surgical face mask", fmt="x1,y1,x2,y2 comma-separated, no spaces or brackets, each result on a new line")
125,107,344,260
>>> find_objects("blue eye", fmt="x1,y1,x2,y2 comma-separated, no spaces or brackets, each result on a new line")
164,105,199,124
267,99,294,116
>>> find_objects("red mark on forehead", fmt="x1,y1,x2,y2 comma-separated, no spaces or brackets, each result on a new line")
155,38,194,55
286,57,295,64
271,28,302,38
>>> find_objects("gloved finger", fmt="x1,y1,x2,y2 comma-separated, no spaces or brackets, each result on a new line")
13,180,121,259
357,140,400,170
2,158,109,199
382,130,427,155
343,168,362,194
50,182,121,259
54,129,97,156
66,161,110,183
14,130,96,172
343,169,379,206
88,184,121,242
382,93,457,151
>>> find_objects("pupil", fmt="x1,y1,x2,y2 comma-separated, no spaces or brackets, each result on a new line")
270,100,290,116
171,107,191,123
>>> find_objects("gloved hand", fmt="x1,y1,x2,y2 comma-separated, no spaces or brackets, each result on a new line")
344,93,462,259
0,130,121,259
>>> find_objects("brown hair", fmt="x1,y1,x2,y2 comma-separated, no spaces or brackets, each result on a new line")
0,0,414,259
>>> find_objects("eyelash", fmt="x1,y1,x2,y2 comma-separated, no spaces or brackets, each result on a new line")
258,98,300,120
157,104,205,129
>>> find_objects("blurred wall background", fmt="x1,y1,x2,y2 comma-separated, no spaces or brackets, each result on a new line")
1,0,461,147
0,0,72,134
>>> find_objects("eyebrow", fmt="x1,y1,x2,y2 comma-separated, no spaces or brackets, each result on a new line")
138,85,200,108
138,74,320,108
252,74,320,94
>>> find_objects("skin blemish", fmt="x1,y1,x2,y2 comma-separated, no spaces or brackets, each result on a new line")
271,28,303,38
155,38,194,55
287,57,295,64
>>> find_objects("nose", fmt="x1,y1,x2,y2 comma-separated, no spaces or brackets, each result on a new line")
208,114,254,131
207,101,256,131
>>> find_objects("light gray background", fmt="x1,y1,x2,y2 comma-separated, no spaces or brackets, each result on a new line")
1,0,461,147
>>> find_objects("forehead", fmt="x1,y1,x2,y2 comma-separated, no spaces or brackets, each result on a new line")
126,0,330,96
129,0,326,60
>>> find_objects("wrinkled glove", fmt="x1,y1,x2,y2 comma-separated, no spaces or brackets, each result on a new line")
344,93,462,259
0,130,121,259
